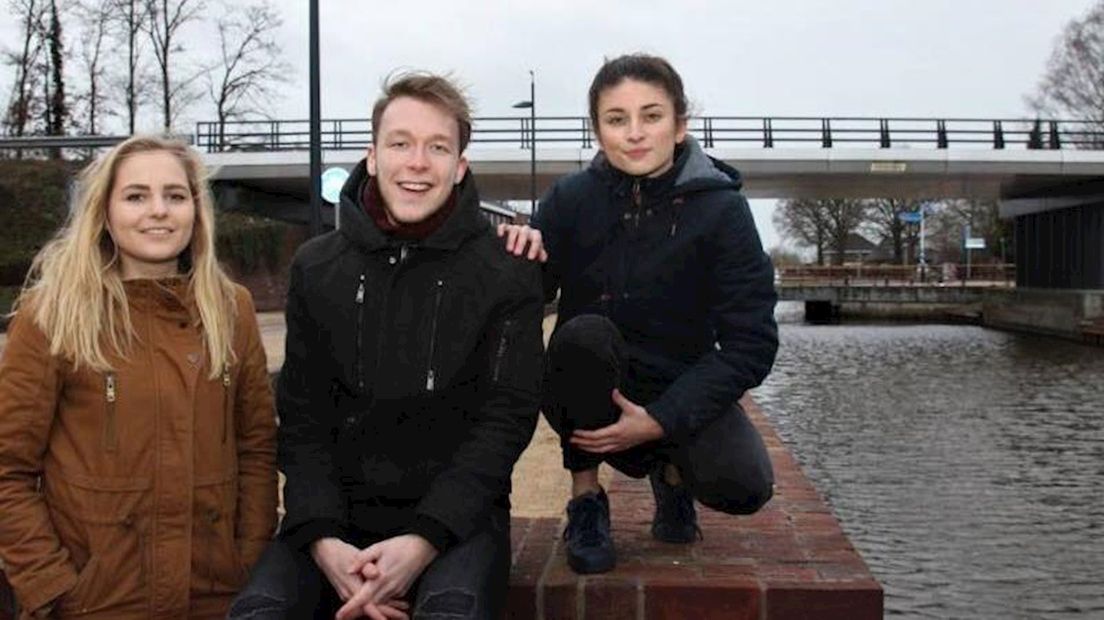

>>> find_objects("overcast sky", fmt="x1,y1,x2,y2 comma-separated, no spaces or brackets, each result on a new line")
1,0,1098,248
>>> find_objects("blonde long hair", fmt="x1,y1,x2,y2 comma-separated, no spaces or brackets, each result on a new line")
14,135,238,379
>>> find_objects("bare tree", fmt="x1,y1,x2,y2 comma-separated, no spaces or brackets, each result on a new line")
3,0,48,138
145,0,204,131
925,199,1008,264
207,1,289,148
1028,2,1104,146
45,0,68,138
74,0,115,134
774,199,831,265
863,198,926,264
108,0,148,133
822,198,868,266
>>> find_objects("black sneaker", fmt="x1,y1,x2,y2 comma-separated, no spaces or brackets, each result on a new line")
562,489,616,574
649,467,701,543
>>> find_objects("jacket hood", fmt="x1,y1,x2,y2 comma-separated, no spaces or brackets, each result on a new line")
588,135,742,197
336,159,489,253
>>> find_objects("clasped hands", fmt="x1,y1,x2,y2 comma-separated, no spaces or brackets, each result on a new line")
312,534,437,620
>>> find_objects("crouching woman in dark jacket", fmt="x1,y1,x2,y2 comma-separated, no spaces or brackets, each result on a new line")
500,53,778,575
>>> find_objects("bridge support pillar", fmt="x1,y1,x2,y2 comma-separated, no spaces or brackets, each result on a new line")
804,300,838,323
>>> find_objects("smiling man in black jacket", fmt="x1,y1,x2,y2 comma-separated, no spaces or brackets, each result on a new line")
230,73,543,620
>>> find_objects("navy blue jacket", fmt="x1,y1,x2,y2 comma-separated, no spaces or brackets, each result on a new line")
531,137,778,440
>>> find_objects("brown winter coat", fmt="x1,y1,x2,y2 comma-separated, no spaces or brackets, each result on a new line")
0,279,277,618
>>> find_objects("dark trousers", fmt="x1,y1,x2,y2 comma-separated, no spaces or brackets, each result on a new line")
228,509,510,620
543,314,775,515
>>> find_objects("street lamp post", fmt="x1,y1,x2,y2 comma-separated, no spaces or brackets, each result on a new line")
512,70,536,214
307,0,322,236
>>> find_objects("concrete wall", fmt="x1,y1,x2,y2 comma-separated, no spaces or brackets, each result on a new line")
982,288,1104,340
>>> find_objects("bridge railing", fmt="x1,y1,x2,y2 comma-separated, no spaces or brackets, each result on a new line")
2,118,1101,155
192,116,1104,153
777,263,1015,287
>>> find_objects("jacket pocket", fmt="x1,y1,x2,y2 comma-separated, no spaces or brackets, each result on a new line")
491,319,515,383
46,472,151,615
193,472,245,594
488,317,539,391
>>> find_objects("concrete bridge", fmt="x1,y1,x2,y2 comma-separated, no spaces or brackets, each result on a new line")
189,115,1104,294
2,116,1102,293
196,115,1104,202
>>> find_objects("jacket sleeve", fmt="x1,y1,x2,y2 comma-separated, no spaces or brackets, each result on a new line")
232,290,278,570
411,262,544,548
646,193,779,440
529,182,568,303
276,260,348,549
0,309,79,614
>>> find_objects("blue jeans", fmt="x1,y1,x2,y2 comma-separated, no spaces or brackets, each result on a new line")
228,509,510,619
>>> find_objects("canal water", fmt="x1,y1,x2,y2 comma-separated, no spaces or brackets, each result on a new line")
754,303,1104,619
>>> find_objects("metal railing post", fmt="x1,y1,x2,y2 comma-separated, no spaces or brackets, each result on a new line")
763,118,773,148
993,120,1005,149
822,118,833,148
582,118,592,149
937,119,948,149
1048,121,1061,149
879,118,891,148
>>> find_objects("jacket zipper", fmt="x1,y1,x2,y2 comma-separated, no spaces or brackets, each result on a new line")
221,364,232,444
425,279,444,391
614,179,643,304
631,179,643,229
492,319,514,383
355,273,366,393
104,372,117,452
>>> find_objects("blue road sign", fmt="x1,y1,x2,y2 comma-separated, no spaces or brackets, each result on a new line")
898,211,923,223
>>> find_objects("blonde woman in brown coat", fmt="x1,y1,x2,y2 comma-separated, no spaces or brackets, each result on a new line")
0,136,278,618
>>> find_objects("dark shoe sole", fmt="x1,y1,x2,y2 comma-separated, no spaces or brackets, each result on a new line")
566,550,617,574
651,525,699,544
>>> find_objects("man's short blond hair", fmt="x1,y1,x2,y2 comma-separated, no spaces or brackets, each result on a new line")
371,72,473,152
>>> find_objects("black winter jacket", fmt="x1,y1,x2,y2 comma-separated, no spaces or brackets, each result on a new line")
277,162,543,553
531,137,777,441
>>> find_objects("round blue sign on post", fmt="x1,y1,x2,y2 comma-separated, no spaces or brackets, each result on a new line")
321,167,350,204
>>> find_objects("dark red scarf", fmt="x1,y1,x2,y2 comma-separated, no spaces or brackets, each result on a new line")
362,177,458,241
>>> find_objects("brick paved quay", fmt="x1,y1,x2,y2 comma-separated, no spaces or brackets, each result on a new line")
0,313,882,619
505,397,882,620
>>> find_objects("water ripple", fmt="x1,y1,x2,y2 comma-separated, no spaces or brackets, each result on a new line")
755,306,1104,619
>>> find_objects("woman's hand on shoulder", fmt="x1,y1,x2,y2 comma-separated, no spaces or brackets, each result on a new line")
496,223,547,263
